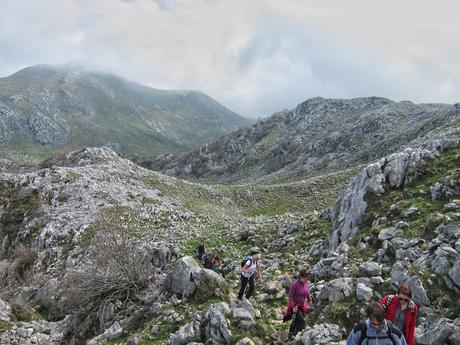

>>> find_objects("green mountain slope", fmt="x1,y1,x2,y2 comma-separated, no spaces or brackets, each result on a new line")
151,98,460,184
0,65,250,160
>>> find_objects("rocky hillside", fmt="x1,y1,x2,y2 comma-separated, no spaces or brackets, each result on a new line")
151,97,460,184
0,65,250,161
1,136,460,344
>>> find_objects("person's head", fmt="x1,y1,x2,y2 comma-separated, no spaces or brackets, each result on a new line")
366,302,386,330
252,253,260,262
397,283,412,303
207,253,213,259
298,267,311,282
200,239,205,244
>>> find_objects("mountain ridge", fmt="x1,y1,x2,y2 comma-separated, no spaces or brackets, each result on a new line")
0,64,251,160
150,96,459,184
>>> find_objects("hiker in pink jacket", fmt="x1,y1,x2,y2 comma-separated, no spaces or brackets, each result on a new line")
283,267,313,339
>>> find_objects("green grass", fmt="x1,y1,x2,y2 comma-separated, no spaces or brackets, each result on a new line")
0,181,42,245
0,320,13,332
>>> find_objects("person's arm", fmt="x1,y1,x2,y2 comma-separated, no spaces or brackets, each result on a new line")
256,264,263,281
306,282,313,306
241,260,251,273
406,305,418,345
346,329,359,345
288,281,296,307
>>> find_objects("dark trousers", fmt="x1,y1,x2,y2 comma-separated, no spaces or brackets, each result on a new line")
238,274,255,299
289,310,305,337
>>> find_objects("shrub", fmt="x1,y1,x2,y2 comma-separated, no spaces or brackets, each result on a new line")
0,245,37,291
11,302,36,322
62,224,154,338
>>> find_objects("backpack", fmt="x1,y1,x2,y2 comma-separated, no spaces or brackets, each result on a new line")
241,256,252,268
354,320,402,345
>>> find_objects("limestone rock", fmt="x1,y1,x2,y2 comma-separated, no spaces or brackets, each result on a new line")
298,323,342,345
448,259,460,287
204,303,232,345
103,321,123,341
235,338,256,345
318,278,354,302
167,316,201,345
356,283,373,301
330,147,436,250
378,227,399,241
416,315,460,345
165,256,226,298
359,262,382,277
0,298,12,321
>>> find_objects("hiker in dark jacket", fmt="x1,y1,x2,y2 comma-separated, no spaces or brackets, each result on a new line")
196,239,206,261
347,302,407,345
380,283,418,345
203,253,214,269
283,267,313,339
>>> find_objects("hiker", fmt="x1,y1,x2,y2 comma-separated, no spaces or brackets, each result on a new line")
380,283,418,345
346,301,407,345
283,267,313,339
212,255,225,278
196,239,206,261
204,253,214,269
238,250,263,300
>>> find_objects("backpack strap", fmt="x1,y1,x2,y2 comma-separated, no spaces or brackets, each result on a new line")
353,320,367,345
385,294,395,308
386,320,402,345
408,300,416,313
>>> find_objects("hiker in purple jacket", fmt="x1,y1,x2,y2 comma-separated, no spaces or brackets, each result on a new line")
283,267,313,339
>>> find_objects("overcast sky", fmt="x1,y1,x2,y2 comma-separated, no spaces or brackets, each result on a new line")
1,0,459,118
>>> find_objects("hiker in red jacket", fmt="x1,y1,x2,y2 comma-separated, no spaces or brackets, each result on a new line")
380,283,418,345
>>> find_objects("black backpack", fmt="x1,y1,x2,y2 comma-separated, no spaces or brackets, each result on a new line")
241,256,252,268
353,320,402,345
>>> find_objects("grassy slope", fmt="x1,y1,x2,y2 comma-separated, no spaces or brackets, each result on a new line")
3,146,459,344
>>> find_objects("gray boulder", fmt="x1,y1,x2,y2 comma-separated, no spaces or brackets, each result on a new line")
103,321,123,341
235,338,256,345
448,259,460,287
232,308,255,328
403,206,420,219
330,147,435,250
298,323,342,344
204,303,232,345
0,298,12,321
378,227,399,241
356,283,373,301
416,315,460,345
359,262,382,277
165,256,226,298
167,316,201,345
318,278,354,302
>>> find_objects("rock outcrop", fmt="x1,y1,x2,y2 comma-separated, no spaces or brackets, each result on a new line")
165,256,227,298
330,142,459,250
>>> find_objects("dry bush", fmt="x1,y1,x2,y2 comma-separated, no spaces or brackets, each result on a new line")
63,225,154,337
0,244,37,292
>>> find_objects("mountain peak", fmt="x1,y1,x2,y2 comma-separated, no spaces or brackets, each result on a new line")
0,65,250,160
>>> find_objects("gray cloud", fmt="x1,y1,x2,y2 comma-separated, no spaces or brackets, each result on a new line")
1,0,459,118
